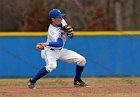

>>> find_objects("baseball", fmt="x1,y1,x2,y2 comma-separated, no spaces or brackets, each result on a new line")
36,44,44,50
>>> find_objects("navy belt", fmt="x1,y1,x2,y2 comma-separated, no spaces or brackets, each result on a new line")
50,48,62,50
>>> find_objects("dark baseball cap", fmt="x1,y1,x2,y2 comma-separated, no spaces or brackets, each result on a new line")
49,9,65,18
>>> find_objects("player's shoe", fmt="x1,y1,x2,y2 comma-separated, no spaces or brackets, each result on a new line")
27,79,35,89
74,79,88,87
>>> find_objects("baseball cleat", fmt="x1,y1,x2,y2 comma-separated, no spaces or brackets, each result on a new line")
27,79,35,89
74,80,88,87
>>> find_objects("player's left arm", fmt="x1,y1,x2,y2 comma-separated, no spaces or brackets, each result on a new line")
61,25,74,39
61,19,74,39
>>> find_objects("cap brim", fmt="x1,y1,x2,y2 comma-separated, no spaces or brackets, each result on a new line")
56,13,65,18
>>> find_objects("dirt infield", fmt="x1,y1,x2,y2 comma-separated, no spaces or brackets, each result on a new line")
0,77,140,97
1,84,140,94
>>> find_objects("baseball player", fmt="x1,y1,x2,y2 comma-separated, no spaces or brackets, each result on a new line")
28,8,88,89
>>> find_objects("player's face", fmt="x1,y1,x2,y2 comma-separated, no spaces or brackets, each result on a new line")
52,18,62,26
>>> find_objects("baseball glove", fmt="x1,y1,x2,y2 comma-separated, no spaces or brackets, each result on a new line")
61,25,74,39
67,31,74,39
36,43,45,50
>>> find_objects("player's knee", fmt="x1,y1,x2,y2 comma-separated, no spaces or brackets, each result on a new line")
78,56,86,66
45,63,57,72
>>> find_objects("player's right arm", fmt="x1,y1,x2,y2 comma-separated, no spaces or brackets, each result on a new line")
43,38,63,47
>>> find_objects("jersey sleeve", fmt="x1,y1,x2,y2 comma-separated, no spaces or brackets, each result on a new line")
62,19,67,27
48,38,63,47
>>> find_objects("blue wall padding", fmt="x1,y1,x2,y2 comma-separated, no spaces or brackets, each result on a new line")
0,36,140,77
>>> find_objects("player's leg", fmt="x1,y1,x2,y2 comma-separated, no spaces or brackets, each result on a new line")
28,50,58,89
28,67,49,89
59,48,87,87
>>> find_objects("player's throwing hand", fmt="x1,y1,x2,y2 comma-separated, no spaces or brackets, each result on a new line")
36,43,45,50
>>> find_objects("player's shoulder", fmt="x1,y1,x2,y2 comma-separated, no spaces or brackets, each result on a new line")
48,24,60,35
48,24,58,31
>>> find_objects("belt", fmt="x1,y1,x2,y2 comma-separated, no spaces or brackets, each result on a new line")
50,48,62,50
